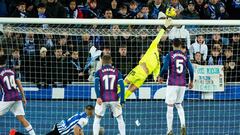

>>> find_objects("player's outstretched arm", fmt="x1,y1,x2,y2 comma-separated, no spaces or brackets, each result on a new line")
158,54,170,83
16,79,27,107
148,18,172,50
94,71,102,105
187,59,194,89
118,72,125,106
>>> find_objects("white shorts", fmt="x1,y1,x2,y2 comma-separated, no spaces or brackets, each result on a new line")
0,101,25,117
165,86,186,105
95,101,122,117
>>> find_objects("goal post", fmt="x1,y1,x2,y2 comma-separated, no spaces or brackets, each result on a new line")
0,18,239,135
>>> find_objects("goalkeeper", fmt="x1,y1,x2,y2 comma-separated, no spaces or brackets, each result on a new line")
124,18,172,99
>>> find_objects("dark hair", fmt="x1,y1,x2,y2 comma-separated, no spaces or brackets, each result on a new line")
102,54,112,65
17,2,26,6
119,44,127,48
54,46,62,51
37,3,46,8
120,5,128,10
225,46,233,52
195,52,201,55
197,34,204,38
105,9,112,13
130,0,137,5
85,105,94,110
0,55,7,65
172,38,182,48
12,48,19,53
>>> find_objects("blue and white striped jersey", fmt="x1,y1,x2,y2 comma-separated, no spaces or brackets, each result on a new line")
57,112,88,135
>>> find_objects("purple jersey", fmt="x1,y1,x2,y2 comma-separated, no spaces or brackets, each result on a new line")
95,65,122,102
164,50,190,86
0,67,21,101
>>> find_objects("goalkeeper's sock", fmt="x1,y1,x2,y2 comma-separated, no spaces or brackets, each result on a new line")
125,90,133,99
93,116,101,135
175,104,186,127
116,115,126,135
25,125,35,135
167,106,174,133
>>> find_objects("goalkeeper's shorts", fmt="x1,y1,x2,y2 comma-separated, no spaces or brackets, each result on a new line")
125,65,148,88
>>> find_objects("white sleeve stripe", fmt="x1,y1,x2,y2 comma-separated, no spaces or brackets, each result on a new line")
118,79,123,82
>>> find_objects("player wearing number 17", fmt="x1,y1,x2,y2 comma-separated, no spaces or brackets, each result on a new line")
0,55,36,135
158,39,194,135
93,55,125,135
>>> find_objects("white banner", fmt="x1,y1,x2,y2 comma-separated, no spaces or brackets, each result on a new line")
192,64,224,92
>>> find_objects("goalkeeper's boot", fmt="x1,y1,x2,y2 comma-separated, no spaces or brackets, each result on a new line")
167,130,174,135
181,126,186,135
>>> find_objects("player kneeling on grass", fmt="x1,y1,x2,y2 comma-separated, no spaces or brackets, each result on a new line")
124,18,172,99
0,55,36,135
158,39,194,135
46,105,94,135
93,54,125,135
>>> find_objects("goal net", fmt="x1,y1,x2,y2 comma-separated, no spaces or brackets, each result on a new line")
0,18,240,135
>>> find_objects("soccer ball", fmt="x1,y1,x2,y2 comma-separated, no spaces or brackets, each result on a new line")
165,7,177,18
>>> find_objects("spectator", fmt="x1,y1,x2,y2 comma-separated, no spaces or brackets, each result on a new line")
169,0,184,16
0,0,8,16
148,0,166,19
223,46,238,82
65,0,81,18
230,33,240,46
219,2,229,19
43,34,54,50
103,9,113,19
0,48,4,56
180,0,200,19
8,48,21,72
23,33,37,56
11,2,28,17
195,0,208,19
128,0,140,18
192,52,206,65
116,5,129,18
87,0,101,18
49,47,68,84
191,35,208,61
208,33,229,47
79,33,92,60
91,46,112,81
115,45,131,76
203,0,224,19
46,0,66,18
0,32,23,54
35,47,48,85
139,5,150,19
36,3,48,18
25,0,37,17
226,0,240,19
168,26,191,56
207,47,223,65
68,50,85,82
229,34,240,58
57,35,70,58
111,0,118,17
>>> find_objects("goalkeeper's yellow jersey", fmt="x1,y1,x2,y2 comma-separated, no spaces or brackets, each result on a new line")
139,29,165,81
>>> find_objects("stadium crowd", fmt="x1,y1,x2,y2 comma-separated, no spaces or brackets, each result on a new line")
0,0,239,85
